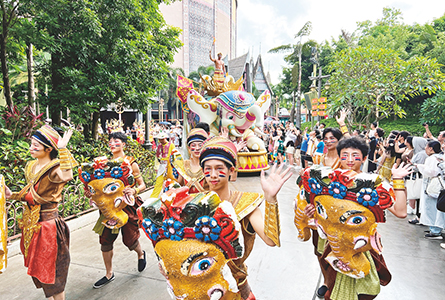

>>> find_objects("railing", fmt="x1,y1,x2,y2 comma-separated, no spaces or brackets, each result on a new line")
6,183,94,242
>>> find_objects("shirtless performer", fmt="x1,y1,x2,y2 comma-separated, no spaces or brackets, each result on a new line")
209,51,226,88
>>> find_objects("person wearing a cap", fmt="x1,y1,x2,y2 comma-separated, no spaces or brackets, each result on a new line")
173,128,210,193
199,136,292,300
5,125,78,300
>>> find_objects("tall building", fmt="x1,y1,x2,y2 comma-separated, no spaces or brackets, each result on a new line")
160,0,238,75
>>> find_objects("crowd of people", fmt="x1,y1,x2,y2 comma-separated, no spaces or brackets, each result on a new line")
261,117,445,247
3,112,445,300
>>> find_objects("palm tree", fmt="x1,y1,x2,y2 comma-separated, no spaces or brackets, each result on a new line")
188,65,215,84
269,21,312,127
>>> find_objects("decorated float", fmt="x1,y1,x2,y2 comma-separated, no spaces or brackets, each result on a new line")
176,60,271,173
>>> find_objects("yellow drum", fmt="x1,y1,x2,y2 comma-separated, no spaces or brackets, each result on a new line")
237,150,270,173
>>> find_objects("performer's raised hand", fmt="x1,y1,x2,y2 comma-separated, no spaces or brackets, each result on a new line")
58,129,73,149
220,127,229,139
260,163,292,202
391,161,413,179
236,140,247,152
335,108,349,126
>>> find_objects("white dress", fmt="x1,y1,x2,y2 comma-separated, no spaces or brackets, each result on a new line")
418,153,445,229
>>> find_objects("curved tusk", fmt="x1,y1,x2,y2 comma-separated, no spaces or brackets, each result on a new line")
114,198,122,208
354,239,367,250
210,290,223,300
229,128,242,138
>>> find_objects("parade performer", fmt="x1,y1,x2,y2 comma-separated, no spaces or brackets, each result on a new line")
4,125,78,300
173,128,210,193
198,136,291,299
209,51,226,89
151,131,183,198
294,137,412,300
0,175,7,274
312,128,343,169
307,127,343,297
138,186,244,300
83,132,146,288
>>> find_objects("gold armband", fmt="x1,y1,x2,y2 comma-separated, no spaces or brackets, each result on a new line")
134,173,142,180
59,148,79,171
340,125,348,135
392,179,405,190
264,201,281,247
134,187,140,195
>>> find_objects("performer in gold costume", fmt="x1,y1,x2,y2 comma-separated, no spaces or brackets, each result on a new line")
198,137,291,300
173,128,210,193
151,131,182,198
5,125,78,300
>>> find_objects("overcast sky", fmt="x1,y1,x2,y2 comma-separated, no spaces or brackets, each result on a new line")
236,0,445,85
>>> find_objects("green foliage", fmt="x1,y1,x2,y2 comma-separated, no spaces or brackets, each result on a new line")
68,131,156,187
420,91,445,126
273,8,445,129
327,46,445,128
17,0,182,133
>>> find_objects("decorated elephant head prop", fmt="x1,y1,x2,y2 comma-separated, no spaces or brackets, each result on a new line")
187,89,271,151
296,166,395,279
138,187,243,300
79,156,135,229
0,175,7,273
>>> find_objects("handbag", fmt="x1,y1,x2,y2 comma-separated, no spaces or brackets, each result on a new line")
426,177,443,198
437,189,445,212
406,173,422,199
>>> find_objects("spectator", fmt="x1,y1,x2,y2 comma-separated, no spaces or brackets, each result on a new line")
368,128,385,173
414,141,445,240
377,138,397,182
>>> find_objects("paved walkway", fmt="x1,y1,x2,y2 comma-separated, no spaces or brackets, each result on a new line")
2,168,445,299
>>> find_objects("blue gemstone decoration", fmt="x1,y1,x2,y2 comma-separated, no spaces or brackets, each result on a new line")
357,188,379,207
308,178,323,194
194,216,221,242
162,218,184,241
328,182,347,199
81,171,91,183
110,166,123,179
94,168,105,179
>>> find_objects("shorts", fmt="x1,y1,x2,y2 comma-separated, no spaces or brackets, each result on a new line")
286,146,295,154
294,149,301,160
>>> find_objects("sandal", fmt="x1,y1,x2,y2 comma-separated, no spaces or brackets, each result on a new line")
408,218,419,225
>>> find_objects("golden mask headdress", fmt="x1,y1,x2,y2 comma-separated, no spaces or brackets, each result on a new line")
295,166,395,278
138,187,244,300
79,157,135,229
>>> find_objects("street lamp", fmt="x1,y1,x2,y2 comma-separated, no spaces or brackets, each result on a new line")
309,83,316,93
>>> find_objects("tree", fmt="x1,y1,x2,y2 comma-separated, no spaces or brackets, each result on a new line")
269,21,312,127
28,0,181,138
327,46,445,128
420,91,445,126
0,0,21,110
